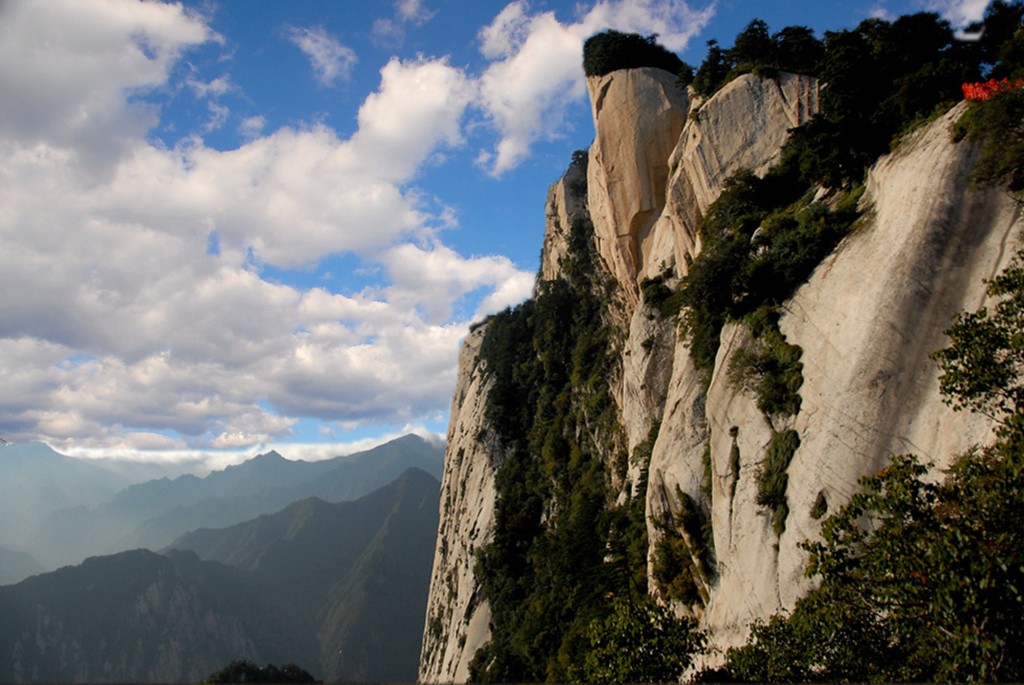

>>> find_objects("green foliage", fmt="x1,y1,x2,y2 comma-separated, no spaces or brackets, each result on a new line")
653,527,700,604
951,4,1024,193
692,39,733,97
583,30,686,78
653,487,715,605
730,20,773,70
571,596,706,684
204,660,319,684
933,249,1024,434
728,308,804,417
677,170,860,374
809,490,828,519
956,86,1024,193
640,272,685,319
756,430,800,536
472,219,657,683
692,11,999,187
719,250,1024,682
796,12,979,186
726,444,1024,682
691,22,824,98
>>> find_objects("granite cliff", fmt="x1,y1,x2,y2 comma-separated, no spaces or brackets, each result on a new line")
419,63,1021,682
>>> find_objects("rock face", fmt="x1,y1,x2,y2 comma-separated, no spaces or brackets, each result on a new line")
419,67,1023,680
586,67,690,306
419,328,501,683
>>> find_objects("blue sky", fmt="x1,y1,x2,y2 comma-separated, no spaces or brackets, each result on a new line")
0,0,990,466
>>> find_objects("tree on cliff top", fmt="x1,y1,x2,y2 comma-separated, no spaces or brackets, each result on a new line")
582,30,688,78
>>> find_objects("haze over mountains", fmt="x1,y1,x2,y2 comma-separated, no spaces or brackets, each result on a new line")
0,434,443,574
0,435,443,683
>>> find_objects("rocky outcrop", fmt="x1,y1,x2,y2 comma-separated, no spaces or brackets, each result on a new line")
539,158,588,283
622,72,819,451
419,66,1022,679
648,71,821,283
586,67,690,306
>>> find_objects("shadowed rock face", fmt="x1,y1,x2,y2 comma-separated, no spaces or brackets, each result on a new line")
419,67,1022,680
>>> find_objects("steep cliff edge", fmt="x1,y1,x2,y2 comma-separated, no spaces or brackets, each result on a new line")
420,65,1021,680
419,329,501,683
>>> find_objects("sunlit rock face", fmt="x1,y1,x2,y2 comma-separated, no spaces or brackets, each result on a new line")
419,67,1021,680
418,327,500,683
585,67,690,308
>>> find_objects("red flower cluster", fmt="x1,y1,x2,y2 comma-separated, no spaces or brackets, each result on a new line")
962,78,1024,101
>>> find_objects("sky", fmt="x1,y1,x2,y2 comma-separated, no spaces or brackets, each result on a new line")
0,0,992,467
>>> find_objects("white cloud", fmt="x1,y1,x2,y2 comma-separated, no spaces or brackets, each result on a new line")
286,25,358,86
373,0,435,48
869,3,895,20
0,0,212,175
351,56,476,180
0,1,531,454
475,0,714,176
397,0,435,25
204,101,230,132
187,74,232,99
928,0,991,25
238,115,266,139
372,18,406,48
384,243,534,322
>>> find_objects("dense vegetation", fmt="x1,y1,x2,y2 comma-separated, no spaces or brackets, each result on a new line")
470,218,699,682
678,2,1023,383
702,4,1024,679
583,29,688,78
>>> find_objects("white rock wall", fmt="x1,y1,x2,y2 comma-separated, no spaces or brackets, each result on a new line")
586,68,690,306
418,327,500,684
700,104,1019,652
419,67,1021,680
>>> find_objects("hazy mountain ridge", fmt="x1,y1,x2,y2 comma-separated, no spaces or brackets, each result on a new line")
23,434,443,571
0,466,440,683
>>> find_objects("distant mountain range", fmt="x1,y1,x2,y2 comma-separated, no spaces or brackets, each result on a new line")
3,434,443,572
0,466,440,684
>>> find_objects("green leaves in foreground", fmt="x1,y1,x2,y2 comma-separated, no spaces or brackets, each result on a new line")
932,249,1024,435
573,596,705,684
724,444,1024,682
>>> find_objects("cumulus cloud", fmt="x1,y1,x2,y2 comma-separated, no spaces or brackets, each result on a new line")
927,0,992,25
286,25,358,86
475,0,714,176
0,0,531,454
383,244,535,322
0,0,213,175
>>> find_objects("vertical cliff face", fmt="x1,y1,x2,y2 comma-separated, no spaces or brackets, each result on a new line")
586,67,690,307
695,104,1017,647
419,329,500,683
419,66,1022,679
